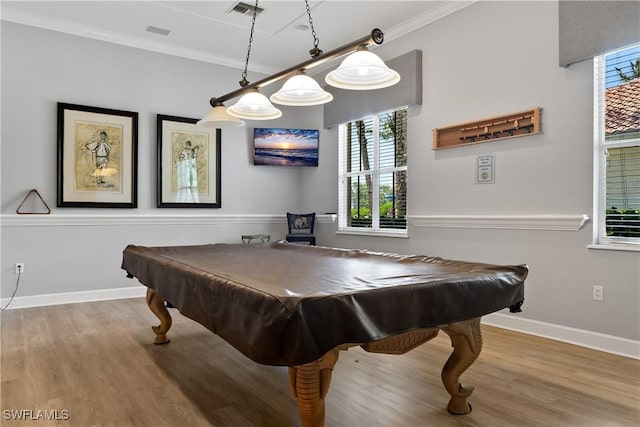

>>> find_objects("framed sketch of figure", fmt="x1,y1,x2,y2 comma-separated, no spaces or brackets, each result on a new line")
156,114,221,208
57,102,138,208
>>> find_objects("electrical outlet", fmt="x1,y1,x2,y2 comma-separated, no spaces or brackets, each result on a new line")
14,263,24,274
593,285,604,301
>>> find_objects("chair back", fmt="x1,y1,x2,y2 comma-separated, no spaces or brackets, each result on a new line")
287,212,315,234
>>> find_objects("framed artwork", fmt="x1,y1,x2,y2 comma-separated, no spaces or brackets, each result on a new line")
57,102,138,208
156,114,221,208
253,128,319,166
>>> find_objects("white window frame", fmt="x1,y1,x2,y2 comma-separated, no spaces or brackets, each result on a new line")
338,109,408,238
591,52,640,251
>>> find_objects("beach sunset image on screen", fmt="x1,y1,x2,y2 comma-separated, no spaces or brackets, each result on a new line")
253,128,319,166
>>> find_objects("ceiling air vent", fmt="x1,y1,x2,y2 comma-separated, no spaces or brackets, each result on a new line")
146,26,171,36
229,2,264,17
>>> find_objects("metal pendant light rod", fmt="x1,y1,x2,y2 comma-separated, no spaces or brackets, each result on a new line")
209,28,385,107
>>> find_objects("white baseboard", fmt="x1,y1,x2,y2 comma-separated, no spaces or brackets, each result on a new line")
1,286,146,310
3,288,638,360
483,312,640,360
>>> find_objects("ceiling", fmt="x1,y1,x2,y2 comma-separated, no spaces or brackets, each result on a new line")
1,1,474,74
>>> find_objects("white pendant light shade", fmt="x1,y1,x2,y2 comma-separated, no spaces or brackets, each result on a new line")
325,50,400,90
270,74,333,106
197,105,245,128
227,92,282,120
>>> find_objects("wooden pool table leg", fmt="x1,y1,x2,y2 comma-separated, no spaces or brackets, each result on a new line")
440,317,483,415
288,348,339,427
145,288,172,345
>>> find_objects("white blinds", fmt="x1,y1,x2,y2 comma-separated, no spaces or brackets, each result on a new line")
605,146,640,238
595,45,640,242
338,108,408,232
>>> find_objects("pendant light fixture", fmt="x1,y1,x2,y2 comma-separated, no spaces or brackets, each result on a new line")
225,0,281,121
325,47,401,90
228,91,283,119
197,104,245,128
270,71,333,106
197,1,399,127
270,1,333,107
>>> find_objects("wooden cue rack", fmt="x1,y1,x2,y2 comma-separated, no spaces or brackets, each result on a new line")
433,108,542,150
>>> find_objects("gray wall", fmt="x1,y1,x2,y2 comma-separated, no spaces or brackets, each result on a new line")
308,1,640,344
0,21,323,298
1,2,638,348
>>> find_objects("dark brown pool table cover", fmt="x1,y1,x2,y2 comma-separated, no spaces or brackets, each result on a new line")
122,242,527,366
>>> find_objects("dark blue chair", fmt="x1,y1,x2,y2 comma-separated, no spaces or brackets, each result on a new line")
285,212,316,245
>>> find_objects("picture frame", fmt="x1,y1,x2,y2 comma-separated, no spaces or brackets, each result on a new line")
253,127,319,166
156,114,221,208
57,102,138,208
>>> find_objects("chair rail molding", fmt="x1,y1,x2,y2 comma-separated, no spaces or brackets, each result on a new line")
0,213,288,227
408,214,590,231
0,213,338,227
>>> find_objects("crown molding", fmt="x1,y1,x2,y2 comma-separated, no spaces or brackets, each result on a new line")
0,7,277,74
0,3,476,75
305,1,475,77
384,1,476,43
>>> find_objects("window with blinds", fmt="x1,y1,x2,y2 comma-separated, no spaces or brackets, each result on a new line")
594,44,640,245
338,108,408,235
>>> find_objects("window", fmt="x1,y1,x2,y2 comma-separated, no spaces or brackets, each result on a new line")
338,108,408,236
593,44,640,247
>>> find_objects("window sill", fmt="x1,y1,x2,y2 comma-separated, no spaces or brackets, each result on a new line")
336,228,408,238
587,243,640,252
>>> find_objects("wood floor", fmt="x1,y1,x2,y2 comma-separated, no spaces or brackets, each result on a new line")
1,298,638,427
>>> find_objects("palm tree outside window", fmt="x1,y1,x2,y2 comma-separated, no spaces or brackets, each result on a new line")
338,108,408,235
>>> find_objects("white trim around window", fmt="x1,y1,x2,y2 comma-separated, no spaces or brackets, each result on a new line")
592,48,640,251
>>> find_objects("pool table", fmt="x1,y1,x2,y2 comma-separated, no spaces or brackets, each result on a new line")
122,242,527,427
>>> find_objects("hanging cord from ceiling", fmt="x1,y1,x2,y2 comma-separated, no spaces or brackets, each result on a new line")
239,0,260,88
305,0,322,58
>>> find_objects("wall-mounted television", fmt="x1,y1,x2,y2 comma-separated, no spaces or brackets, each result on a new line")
253,128,319,167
